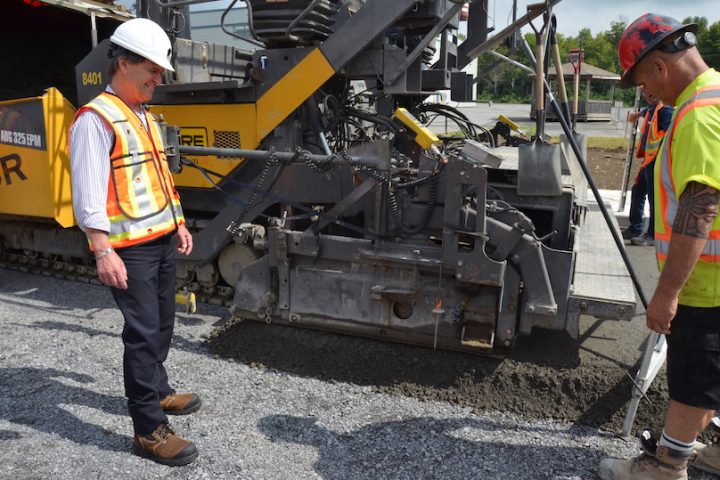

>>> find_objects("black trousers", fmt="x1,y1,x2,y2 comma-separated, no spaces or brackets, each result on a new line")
110,234,176,435
628,161,655,236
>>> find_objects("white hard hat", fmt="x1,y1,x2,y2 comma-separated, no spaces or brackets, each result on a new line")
110,18,175,72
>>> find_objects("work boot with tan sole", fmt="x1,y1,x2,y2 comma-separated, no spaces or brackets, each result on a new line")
133,422,198,466
598,446,690,480
691,442,720,475
160,390,202,415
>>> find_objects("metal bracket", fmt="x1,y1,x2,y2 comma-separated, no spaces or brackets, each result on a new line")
441,157,505,285
385,2,463,86
306,177,378,234
370,285,417,304
267,227,290,314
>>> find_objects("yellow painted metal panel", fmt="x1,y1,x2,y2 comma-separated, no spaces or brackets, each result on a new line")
150,103,258,188
256,48,335,140
0,88,75,227
46,88,76,227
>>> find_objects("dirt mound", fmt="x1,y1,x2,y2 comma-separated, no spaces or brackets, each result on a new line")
586,147,641,191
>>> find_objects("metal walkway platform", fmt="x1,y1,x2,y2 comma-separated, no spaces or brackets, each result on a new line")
570,200,636,321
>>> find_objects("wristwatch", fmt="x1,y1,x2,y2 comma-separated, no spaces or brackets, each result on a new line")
95,247,114,260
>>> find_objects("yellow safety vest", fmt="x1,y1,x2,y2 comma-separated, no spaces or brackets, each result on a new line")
73,92,185,249
656,85,720,306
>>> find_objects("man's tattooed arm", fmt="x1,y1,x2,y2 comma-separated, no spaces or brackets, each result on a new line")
673,181,720,238
647,181,719,334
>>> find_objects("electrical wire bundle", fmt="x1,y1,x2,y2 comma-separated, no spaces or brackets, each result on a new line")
415,103,495,152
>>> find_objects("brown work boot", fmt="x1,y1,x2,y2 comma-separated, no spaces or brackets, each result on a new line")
691,442,720,475
598,446,690,480
133,422,198,466
160,390,202,415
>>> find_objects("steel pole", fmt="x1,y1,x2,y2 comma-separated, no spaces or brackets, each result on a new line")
178,145,383,169
618,88,643,212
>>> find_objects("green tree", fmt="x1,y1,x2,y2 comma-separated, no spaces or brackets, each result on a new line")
473,16,720,105
475,35,534,103
697,20,720,70
683,16,709,32
605,20,627,51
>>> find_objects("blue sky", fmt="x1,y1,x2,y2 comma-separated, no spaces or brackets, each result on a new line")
539,0,719,36
116,0,720,37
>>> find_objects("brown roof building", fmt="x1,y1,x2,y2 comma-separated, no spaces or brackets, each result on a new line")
530,62,621,121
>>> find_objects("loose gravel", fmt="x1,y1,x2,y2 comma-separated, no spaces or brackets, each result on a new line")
0,268,715,479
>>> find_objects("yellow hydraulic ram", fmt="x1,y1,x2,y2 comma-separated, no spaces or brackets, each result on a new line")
392,107,441,150
392,107,446,162
175,291,197,314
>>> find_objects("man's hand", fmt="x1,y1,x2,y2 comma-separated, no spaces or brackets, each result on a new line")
646,293,677,334
175,224,193,256
628,111,643,123
97,251,128,289
86,229,127,289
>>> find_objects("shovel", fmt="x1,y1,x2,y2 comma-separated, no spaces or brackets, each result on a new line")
518,9,562,197
618,88,643,211
548,14,587,203
549,15,570,124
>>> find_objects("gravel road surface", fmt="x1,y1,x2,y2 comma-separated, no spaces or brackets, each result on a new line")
0,265,715,480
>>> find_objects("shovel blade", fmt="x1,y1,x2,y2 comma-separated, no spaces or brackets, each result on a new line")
517,142,563,196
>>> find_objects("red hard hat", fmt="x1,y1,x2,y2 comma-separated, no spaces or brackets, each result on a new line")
617,13,697,88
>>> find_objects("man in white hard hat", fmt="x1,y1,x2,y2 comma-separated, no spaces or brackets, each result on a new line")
69,18,199,466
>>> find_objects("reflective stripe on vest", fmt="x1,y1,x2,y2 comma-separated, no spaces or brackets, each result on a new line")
76,92,183,249
640,102,668,168
635,108,651,160
656,87,720,268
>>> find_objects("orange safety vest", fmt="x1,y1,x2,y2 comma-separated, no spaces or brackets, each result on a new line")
73,92,184,249
635,101,668,168
655,86,720,304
